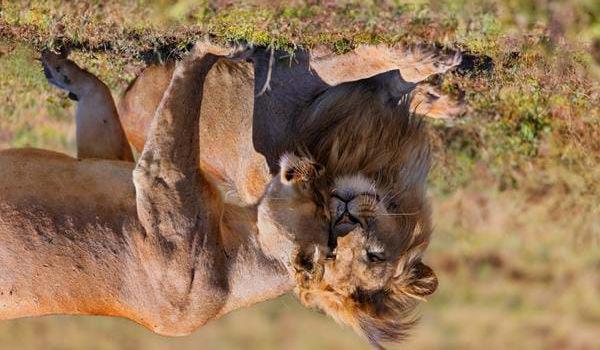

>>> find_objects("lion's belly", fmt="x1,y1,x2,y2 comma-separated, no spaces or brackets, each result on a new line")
0,148,137,218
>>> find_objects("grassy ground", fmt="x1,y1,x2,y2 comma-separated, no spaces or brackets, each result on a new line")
0,1,599,349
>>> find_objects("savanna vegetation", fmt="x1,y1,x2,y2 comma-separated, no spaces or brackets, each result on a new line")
0,0,598,349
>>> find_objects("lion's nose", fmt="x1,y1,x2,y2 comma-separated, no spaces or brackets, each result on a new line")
331,193,356,218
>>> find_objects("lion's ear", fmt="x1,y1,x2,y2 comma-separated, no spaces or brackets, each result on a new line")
279,153,323,185
402,262,438,299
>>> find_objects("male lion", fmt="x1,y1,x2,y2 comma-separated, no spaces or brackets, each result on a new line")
261,71,437,348
1,43,439,349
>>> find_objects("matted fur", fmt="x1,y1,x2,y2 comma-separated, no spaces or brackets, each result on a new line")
289,73,437,349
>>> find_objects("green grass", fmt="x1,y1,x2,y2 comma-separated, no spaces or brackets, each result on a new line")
0,1,599,349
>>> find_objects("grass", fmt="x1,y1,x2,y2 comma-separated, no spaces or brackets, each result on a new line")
0,1,599,349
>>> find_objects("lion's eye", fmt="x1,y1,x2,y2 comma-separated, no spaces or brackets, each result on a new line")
366,251,386,263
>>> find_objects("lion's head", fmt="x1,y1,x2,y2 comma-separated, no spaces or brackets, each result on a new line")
256,70,437,348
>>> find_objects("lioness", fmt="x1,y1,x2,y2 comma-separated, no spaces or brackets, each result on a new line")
1,44,438,349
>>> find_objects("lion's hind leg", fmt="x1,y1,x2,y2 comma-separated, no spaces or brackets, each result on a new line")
41,49,133,161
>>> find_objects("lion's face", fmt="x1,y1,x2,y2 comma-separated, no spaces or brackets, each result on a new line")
322,173,425,292
257,153,437,347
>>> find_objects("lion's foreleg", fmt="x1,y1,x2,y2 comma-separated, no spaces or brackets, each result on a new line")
133,47,223,241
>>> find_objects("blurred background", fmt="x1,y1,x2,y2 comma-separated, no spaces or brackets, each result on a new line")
0,0,598,349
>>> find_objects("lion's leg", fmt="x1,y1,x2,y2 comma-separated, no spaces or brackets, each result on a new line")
41,50,134,161
133,44,258,240
310,45,464,119
132,45,246,308
310,45,461,85
117,63,176,153
133,46,223,242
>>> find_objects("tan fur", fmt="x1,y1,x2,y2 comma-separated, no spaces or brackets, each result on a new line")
0,43,447,349
41,50,133,161
411,84,464,120
310,44,461,85
1,47,295,336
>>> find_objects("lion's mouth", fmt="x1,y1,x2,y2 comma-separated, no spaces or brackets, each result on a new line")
327,212,360,259
334,213,359,236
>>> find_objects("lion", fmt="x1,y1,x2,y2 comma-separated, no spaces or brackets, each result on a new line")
0,43,441,349
259,71,437,348
0,46,286,336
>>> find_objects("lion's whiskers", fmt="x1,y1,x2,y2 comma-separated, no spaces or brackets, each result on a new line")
376,211,420,217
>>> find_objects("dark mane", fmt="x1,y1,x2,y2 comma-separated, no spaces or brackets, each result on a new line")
293,70,431,198
292,70,435,349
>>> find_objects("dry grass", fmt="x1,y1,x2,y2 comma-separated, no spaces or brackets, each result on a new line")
0,1,598,349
